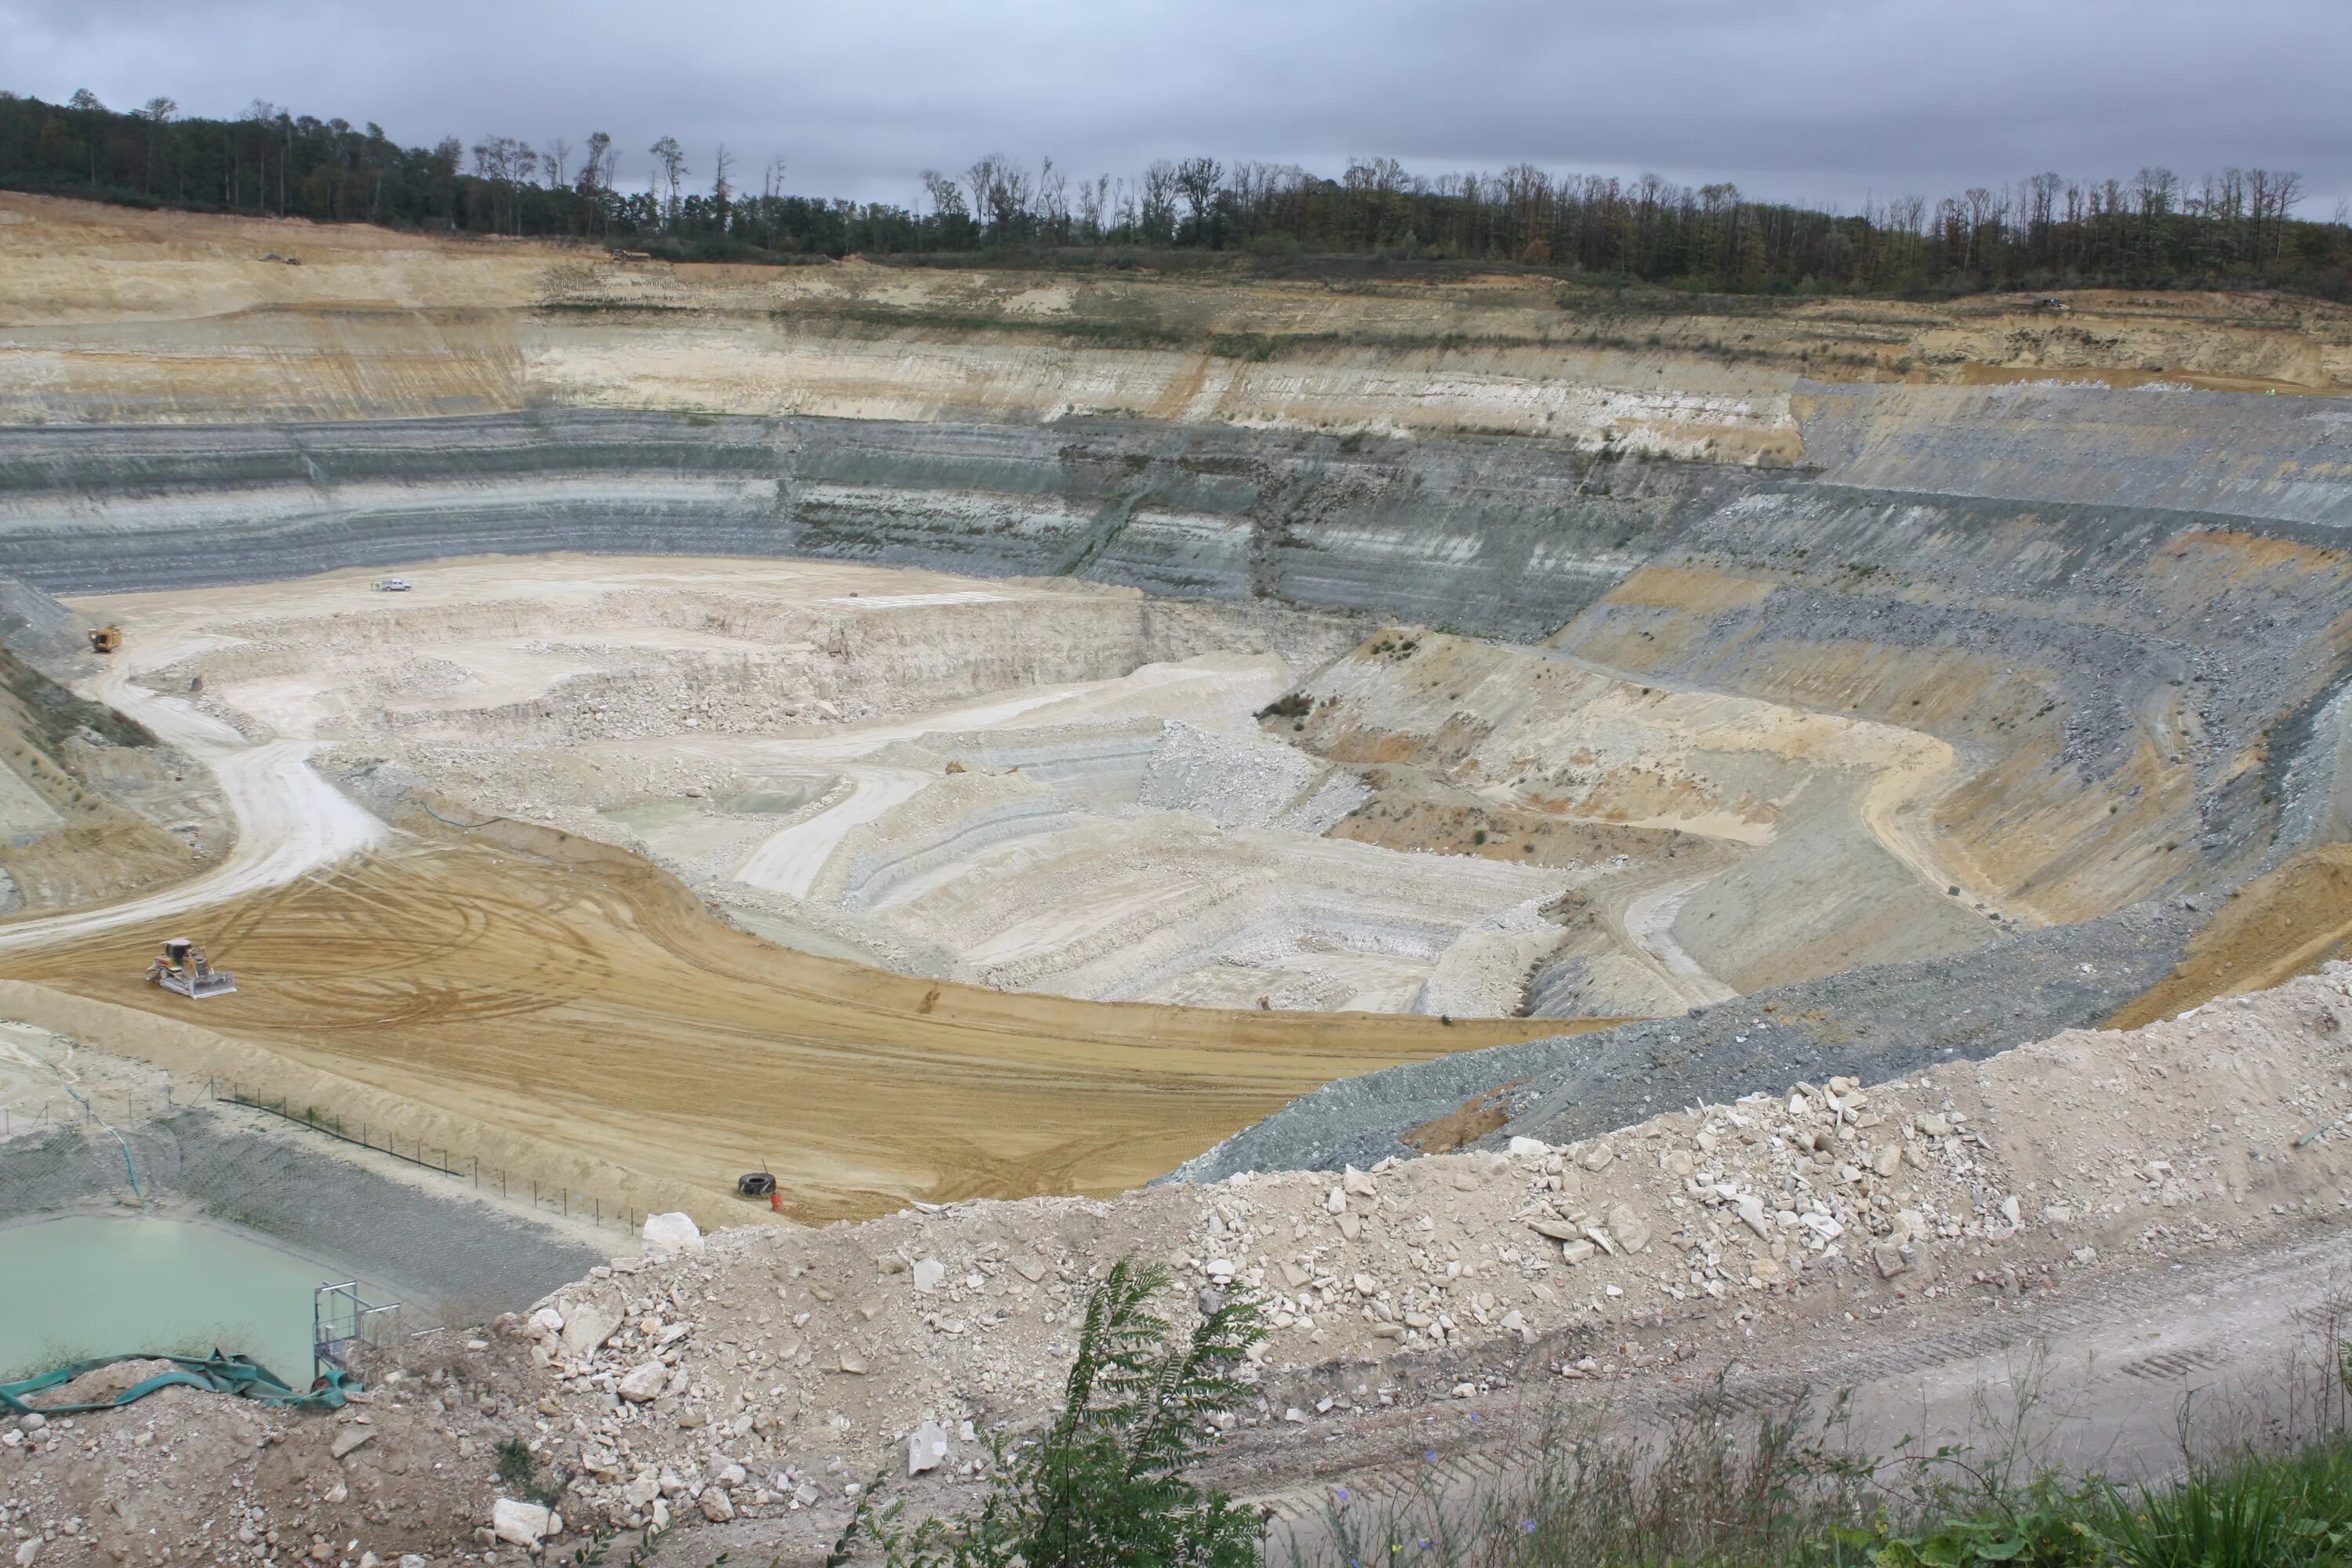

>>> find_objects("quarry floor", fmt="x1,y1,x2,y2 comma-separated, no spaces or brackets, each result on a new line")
0,556,1640,1221
0,550,2034,1221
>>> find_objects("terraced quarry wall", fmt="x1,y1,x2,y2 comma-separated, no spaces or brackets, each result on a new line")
22,194,2352,1568
0,412,1743,639
9,192,2352,1189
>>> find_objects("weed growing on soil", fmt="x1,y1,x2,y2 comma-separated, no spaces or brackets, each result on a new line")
496,1435,566,1508
835,1257,1269,1566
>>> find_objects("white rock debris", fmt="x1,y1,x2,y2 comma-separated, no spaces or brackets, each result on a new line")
470,967,2352,1543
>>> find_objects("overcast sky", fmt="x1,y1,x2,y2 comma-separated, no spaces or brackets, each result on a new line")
9,0,2350,216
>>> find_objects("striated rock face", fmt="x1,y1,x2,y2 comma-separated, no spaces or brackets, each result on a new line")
4,377,2348,616
8,387,2352,995
14,191,2352,1202
0,412,1741,637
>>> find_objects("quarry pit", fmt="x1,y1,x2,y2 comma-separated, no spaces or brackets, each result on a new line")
8,192,2352,1561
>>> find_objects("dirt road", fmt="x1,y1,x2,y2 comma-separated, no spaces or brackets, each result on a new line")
0,640,383,953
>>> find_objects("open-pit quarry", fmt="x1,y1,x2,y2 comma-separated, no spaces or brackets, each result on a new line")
8,191,2352,1563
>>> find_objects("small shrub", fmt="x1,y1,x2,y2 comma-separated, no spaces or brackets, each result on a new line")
839,1258,1267,1567
1257,692,1312,720
495,1436,564,1508
564,1520,689,1567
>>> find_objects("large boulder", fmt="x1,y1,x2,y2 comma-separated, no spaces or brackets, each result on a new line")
492,1499,560,1548
618,1361,670,1403
559,1302,621,1359
642,1213,704,1255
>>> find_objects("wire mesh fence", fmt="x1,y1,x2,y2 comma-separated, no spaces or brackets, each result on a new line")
205,1081,649,1234
0,1103,609,1332
1,1077,652,1236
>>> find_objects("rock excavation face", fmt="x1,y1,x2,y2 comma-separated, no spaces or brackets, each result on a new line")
15,195,2352,1566
5,197,2352,1199
10,964,2346,1566
29,383,2352,1043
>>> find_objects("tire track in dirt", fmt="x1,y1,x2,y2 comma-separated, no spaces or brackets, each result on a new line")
0,826,1610,1223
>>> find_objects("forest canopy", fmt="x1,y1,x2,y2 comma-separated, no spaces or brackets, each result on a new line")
4,86,2348,299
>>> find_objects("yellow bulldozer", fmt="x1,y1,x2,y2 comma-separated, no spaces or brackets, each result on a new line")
148,937,236,999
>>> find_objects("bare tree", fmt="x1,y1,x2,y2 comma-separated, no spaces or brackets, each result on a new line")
1139,160,1178,244
470,136,540,234
544,137,572,190
920,169,964,219
1961,186,1998,272
1036,156,1069,241
649,136,688,230
964,153,1033,238
129,96,179,193
575,132,615,235
1076,173,1109,240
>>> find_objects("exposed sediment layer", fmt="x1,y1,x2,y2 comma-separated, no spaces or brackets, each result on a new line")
13,194,2352,1202
0,412,1742,640
2,374,2348,1065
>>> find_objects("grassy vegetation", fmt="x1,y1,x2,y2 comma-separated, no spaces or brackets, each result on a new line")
0,644,152,752
1282,1385,2352,1567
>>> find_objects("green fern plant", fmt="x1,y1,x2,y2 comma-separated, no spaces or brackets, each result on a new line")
839,1257,1268,1567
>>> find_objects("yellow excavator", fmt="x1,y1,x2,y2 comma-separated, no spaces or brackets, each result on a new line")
88,626,121,654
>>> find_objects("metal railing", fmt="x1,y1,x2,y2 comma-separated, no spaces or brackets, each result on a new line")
314,1281,401,1381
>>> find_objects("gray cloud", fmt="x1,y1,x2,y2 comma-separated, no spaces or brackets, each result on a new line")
8,0,2348,214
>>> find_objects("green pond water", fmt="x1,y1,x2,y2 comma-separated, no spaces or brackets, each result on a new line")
0,1215,332,1384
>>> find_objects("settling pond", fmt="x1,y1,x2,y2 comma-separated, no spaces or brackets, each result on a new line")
0,1214,338,1383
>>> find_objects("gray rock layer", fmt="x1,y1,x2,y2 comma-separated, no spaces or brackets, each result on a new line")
4,383,2350,1185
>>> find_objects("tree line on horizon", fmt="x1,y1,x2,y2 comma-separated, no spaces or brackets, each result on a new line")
3,86,2348,300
